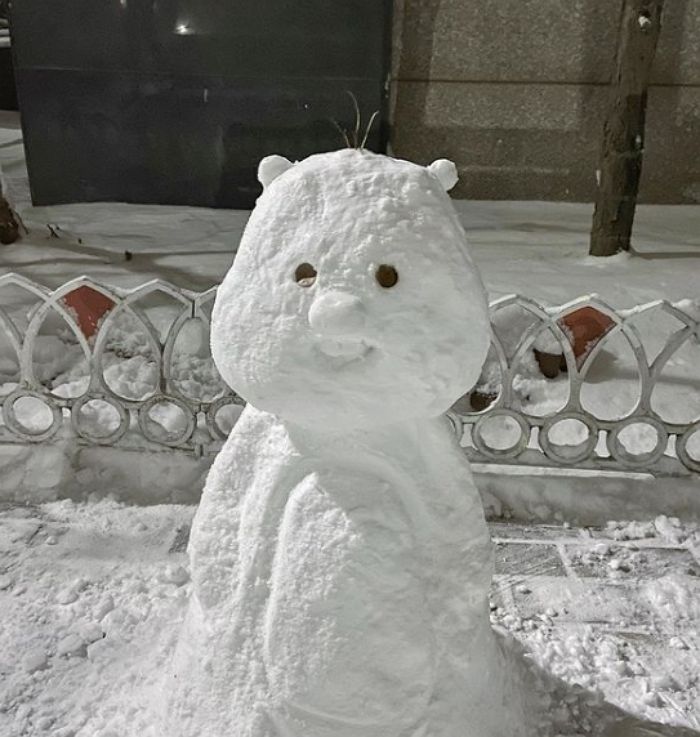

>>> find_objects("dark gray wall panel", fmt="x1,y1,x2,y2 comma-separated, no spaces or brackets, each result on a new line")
12,1,392,207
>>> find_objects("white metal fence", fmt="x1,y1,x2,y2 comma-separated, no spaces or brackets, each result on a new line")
0,273,698,477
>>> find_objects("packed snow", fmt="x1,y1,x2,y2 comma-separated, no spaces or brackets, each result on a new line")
163,150,533,737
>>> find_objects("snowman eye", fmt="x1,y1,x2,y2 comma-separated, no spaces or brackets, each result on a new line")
375,264,398,289
294,263,317,287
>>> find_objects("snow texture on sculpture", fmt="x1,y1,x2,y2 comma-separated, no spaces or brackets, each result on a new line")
162,149,533,737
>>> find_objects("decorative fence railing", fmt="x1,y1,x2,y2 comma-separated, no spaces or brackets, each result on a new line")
0,273,698,477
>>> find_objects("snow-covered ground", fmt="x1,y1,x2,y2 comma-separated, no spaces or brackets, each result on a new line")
1,115,699,735
1,501,698,736
0,500,191,737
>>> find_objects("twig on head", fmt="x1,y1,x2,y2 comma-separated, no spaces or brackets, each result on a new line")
361,111,379,149
330,118,352,149
330,92,380,151
347,91,362,148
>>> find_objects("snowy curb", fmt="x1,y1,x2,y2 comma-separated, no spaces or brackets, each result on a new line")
2,441,698,524
0,443,209,505
476,466,700,526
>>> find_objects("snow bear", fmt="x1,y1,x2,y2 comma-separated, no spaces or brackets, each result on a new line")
161,149,531,737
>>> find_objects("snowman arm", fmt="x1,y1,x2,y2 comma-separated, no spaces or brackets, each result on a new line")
188,446,245,609
188,407,288,610
420,419,494,597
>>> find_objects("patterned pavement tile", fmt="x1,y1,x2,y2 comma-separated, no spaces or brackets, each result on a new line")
493,541,567,578
563,545,699,580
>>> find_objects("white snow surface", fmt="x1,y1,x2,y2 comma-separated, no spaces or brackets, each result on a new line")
2,500,698,737
165,408,536,737
211,149,490,430
165,150,530,736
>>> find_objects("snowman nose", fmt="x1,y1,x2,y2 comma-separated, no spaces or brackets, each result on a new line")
308,291,366,337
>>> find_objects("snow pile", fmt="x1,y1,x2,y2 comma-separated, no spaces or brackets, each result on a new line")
605,516,700,547
489,517,700,731
0,500,194,737
50,309,223,408
497,577,700,731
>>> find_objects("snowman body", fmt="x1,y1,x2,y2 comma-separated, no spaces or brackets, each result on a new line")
163,150,530,737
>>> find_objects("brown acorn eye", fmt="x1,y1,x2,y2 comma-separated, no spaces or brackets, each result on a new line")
375,264,398,288
294,262,317,287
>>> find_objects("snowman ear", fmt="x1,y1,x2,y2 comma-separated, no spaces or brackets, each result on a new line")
427,159,459,192
258,155,294,189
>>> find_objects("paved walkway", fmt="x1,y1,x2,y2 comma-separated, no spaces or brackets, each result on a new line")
489,520,700,732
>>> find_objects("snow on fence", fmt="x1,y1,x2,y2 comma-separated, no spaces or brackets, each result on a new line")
0,273,698,477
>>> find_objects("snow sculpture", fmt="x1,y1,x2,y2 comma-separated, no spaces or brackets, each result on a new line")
163,149,530,737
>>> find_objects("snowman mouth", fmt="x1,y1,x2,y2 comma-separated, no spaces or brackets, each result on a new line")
317,338,373,364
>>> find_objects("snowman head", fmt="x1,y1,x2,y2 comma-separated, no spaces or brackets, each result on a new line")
212,149,490,432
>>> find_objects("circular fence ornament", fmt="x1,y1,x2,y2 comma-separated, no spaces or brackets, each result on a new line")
2,389,63,442
205,395,246,440
539,413,599,466
137,395,196,447
607,417,668,469
472,409,530,460
71,395,130,445
676,422,700,473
